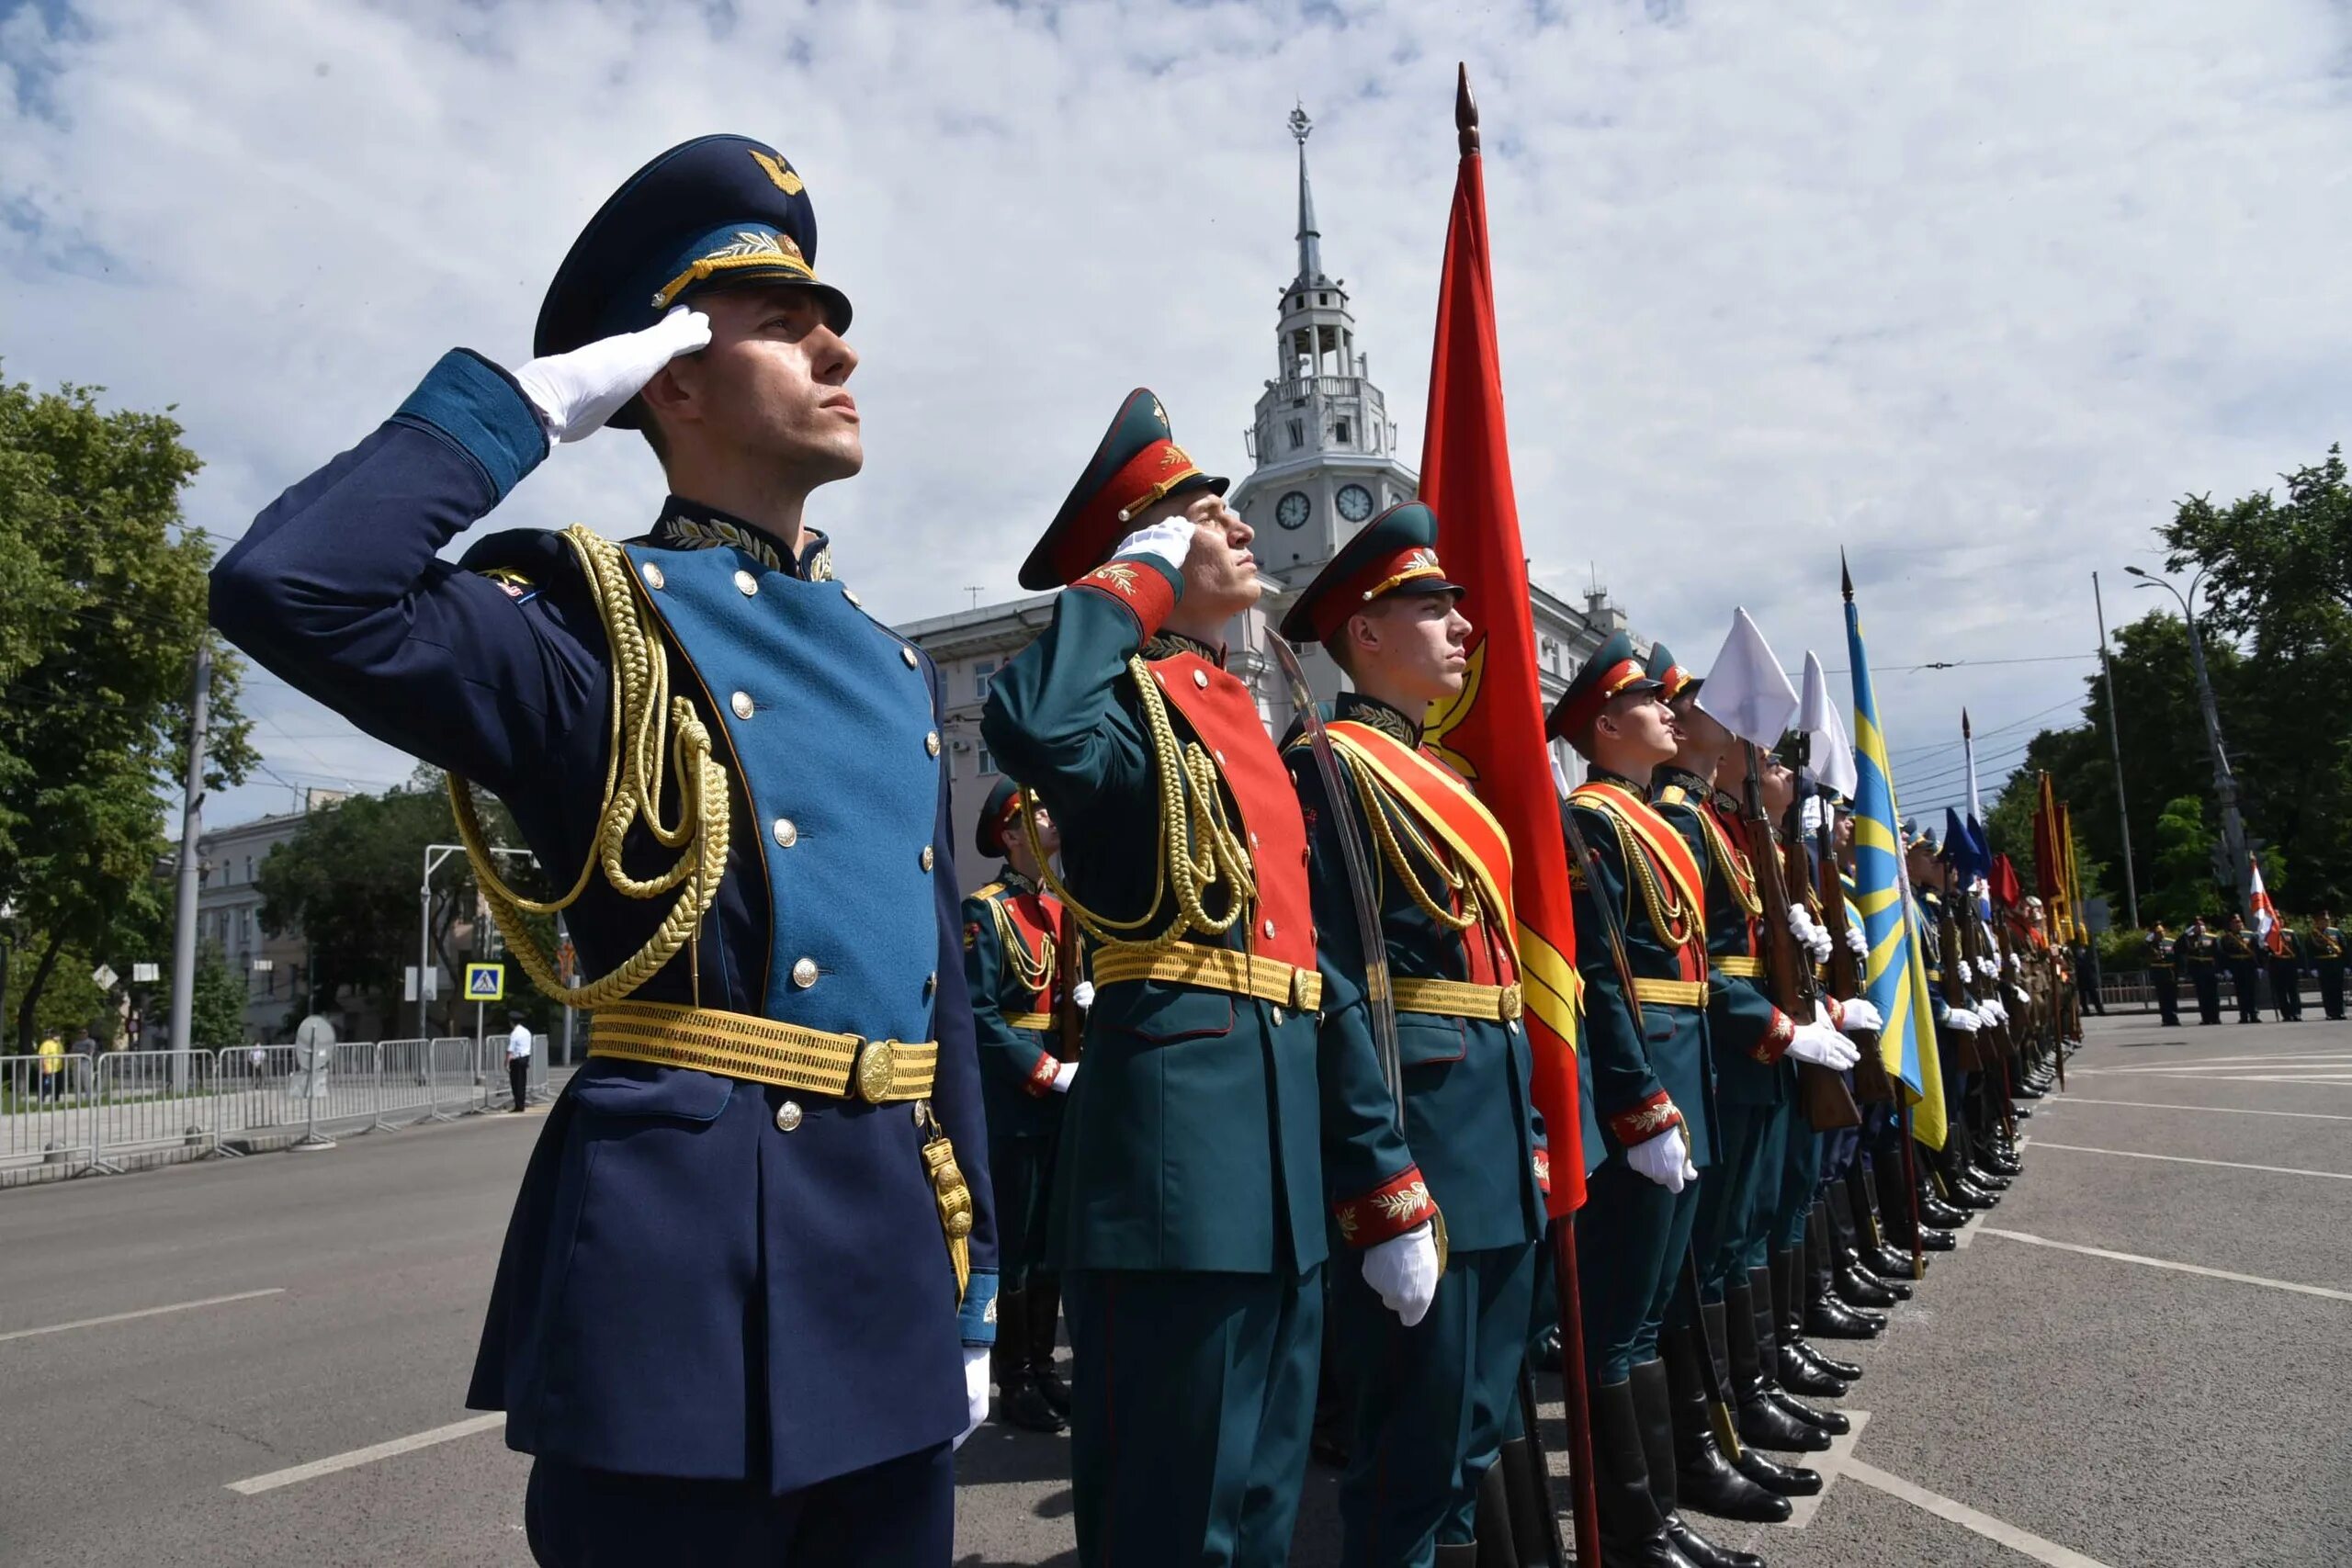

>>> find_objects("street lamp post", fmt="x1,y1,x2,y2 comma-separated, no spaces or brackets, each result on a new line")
418,843,532,1040
2124,566,2250,919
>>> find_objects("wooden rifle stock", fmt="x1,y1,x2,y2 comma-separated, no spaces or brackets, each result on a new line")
1815,817,1896,1104
1934,895,1986,1072
1740,750,1860,1132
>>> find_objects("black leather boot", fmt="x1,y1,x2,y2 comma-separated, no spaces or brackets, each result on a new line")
1851,1167,1922,1281
1781,1242,1861,1382
1028,1272,1070,1416
1917,1182,1971,1231
1441,1544,1481,1568
1823,1195,1909,1302
1702,1302,1822,1496
1751,1265,1849,1437
1494,1435,1556,1568
1965,1162,2013,1191
1724,1279,1828,1452
994,1287,1066,1434
1662,1320,1789,1522
1634,1359,1766,1568
1591,1376,1702,1566
1769,1243,1849,1395
1803,1225,1881,1340
1945,1172,2000,1210
1474,1454,1511,1568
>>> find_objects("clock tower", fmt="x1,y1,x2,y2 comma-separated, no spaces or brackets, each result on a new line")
1228,105,1419,588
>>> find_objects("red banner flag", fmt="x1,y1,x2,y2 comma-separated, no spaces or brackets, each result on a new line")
1417,74,1584,1215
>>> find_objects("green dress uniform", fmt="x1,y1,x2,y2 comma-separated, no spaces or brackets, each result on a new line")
2313,919,2346,1021
2177,922,2222,1025
2147,926,2181,1026
2221,924,2262,1022
2267,928,2304,1021
980,390,1418,1568
962,777,1077,1431
1278,504,1547,1565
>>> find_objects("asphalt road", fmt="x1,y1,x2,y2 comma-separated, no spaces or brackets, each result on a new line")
3,1014,2347,1566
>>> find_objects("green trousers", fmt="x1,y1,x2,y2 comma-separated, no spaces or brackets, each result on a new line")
1334,1241,1541,1563
1063,1266,1321,1568
1575,1157,1701,1381
1691,1099,1787,1297
1774,1114,1824,1251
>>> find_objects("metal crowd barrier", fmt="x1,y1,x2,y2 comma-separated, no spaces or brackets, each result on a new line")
2,1025,569,1187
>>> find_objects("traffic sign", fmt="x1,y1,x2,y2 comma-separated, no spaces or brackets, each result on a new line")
465,962,506,1002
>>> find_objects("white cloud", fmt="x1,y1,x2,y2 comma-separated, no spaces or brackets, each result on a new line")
6,0,2348,827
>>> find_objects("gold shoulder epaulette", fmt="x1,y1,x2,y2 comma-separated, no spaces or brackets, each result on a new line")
476,566,536,597
969,880,1008,904
1658,784,1689,806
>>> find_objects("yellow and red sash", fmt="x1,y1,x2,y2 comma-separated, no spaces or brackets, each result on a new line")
1324,720,1517,951
1570,777,1707,944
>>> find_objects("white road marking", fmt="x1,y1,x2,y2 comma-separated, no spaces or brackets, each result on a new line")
2055,1097,2352,1122
228,1412,506,1495
1770,1408,1870,1528
1845,1458,2116,1567
2030,1142,2352,1181
0,1288,286,1345
1979,1228,2352,1303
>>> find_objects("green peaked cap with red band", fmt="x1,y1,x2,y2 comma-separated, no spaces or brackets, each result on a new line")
975,776,1026,860
1020,389,1227,591
1546,628,1664,743
1277,500,1465,645
1645,639,1700,704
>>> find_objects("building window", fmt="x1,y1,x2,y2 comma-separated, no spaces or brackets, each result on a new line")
244,856,254,883
1335,417,1351,445
1288,420,1304,450
978,745,998,778
1318,293,1329,305
974,660,996,700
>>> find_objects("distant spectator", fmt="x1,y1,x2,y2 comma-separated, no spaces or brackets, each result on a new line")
506,1013,533,1113
36,1034,63,1103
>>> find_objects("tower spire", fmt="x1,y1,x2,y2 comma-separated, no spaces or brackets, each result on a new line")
1290,102,1324,288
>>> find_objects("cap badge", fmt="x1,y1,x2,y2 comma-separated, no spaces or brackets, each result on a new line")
748,148,805,196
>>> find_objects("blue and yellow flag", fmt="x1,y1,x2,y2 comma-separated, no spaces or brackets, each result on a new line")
1844,570,1947,1149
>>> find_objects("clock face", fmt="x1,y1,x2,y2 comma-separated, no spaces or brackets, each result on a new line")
1337,483,1374,523
1275,491,1311,531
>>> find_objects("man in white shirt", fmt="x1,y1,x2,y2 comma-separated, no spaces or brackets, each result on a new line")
505,1014,534,1113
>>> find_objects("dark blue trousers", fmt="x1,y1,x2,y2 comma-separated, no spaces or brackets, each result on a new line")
523,1445,952,1566
1575,1156,1701,1382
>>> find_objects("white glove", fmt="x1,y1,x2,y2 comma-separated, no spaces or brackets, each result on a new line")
1838,996,1883,1034
512,306,713,443
1361,1221,1442,1327
1111,516,1196,574
1626,1125,1691,1192
2007,953,2023,976
1953,958,1973,984
1788,1020,1860,1070
1982,998,2007,1024
1072,981,1095,1010
1846,924,1869,958
954,1345,989,1450
1051,1060,1079,1094
1810,926,1834,964
1945,1007,1981,1033
2012,986,2030,1010
1786,907,1816,946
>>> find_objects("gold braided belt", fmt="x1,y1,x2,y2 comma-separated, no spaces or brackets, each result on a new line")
1003,1011,1056,1032
1392,977,1525,1022
1091,943,1323,1012
589,1000,937,1103
1632,978,1711,1009
1714,956,1765,979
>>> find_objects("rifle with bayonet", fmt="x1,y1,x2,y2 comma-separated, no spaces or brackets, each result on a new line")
1933,882,1986,1074
1814,797,1896,1104
1739,744,1859,1132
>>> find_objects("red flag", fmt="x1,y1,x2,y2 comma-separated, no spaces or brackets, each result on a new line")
1991,852,2023,910
1417,78,1584,1214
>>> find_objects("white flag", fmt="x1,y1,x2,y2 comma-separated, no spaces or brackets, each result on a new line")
1696,608,1801,750
1798,650,1859,797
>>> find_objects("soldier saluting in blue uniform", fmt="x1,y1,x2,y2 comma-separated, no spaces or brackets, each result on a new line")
981,391,1432,1567
211,135,998,1563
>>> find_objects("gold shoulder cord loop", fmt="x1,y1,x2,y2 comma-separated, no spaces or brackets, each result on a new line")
447,525,731,1010
1348,762,1476,933
989,897,1057,991
1023,655,1257,956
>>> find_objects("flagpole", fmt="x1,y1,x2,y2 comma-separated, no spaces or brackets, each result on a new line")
2091,572,2141,929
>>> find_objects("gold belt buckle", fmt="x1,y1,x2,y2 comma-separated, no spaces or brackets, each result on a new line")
1499,982,1525,1021
1290,968,1316,1010
854,1038,899,1104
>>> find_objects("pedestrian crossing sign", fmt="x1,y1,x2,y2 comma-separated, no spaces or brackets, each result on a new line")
465,963,506,1002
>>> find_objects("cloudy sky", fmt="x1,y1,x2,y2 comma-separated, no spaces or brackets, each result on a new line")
6,0,2348,829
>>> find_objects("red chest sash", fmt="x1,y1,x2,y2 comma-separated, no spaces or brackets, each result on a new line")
1145,652,1316,971
1325,720,1519,971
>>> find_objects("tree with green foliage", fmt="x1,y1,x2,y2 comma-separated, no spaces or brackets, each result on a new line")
256,767,550,1035
0,370,256,1050
158,940,251,1051
2148,795,2225,926
2165,445,2352,640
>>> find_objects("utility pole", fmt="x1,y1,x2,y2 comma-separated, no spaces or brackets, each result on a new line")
2091,572,2140,929
166,637,213,1089
2125,566,2250,919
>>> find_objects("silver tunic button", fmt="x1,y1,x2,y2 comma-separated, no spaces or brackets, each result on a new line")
1215,750,1228,767
1249,830,1261,849
640,562,665,591
773,818,798,848
1193,669,1210,689
924,730,941,757
900,646,919,668
775,1100,803,1133
791,957,819,988
844,589,863,608
1262,919,1277,939
730,691,754,720
923,972,937,998
734,569,759,597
